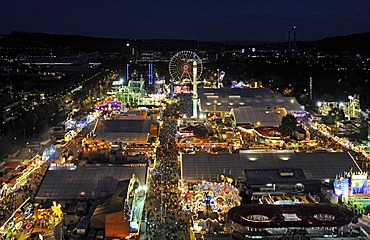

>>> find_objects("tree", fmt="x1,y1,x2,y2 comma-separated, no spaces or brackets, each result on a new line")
281,114,298,136
193,125,210,138
22,110,36,137
327,107,345,123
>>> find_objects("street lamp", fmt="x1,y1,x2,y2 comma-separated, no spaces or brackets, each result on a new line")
13,136,17,150
160,174,163,221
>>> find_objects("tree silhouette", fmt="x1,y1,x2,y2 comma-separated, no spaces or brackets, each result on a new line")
327,107,345,123
193,125,210,138
281,114,298,136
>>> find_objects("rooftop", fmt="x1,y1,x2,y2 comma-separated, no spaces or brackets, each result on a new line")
181,150,360,182
36,163,147,200
198,88,304,113
93,119,153,144
232,107,285,127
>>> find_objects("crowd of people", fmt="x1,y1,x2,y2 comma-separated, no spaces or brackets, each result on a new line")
0,160,48,226
0,191,18,224
145,100,191,240
310,126,370,170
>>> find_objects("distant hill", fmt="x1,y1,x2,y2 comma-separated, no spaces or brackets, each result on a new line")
310,32,370,53
1,31,133,53
0,31,225,54
2,31,370,54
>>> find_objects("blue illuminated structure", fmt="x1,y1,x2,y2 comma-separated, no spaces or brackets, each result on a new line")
65,119,76,130
126,63,130,81
86,113,93,124
77,119,87,130
170,82,174,98
148,63,153,85
42,146,57,161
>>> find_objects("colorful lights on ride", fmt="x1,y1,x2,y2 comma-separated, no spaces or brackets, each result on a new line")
183,182,241,215
95,98,122,112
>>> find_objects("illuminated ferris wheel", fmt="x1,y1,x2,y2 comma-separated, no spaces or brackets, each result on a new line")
169,50,203,83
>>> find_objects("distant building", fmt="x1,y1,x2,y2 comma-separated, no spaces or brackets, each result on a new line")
0,100,19,121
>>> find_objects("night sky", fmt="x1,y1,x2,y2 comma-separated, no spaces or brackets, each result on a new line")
1,0,369,42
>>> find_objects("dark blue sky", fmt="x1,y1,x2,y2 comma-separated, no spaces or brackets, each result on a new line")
1,0,369,42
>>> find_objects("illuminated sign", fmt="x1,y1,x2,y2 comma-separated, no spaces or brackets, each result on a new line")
174,85,191,94
282,213,301,221
49,163,76,170
334,178,349,198
122,163,147,167
112,80,123,86
351,179,370,195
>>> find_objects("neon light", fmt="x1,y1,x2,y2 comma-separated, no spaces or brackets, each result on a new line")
95,99,122,112
148,63,153,85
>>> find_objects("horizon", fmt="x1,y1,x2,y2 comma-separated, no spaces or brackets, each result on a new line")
1,0,369,42
2,30,369,44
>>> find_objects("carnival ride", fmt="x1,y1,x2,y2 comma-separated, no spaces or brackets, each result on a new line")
95,97,123,112
112,77,165,107
115,79,146,107
254,127,289,139
182,180,241,235
0,200,63,239
125,174,146,233
169,51,203,84
333,172,370,213
183,182,241,218
0,150,63,239
169,51,203,117
318,95,361,119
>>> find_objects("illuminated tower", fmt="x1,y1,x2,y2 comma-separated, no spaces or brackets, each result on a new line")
148,63,153,85
126,63,130,82
293,24,297,53
192,55,198,118
309,77,313,100
288,31,291,54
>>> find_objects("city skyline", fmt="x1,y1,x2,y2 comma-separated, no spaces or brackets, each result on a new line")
1,0,369,42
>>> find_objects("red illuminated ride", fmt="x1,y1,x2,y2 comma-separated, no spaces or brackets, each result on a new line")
95,98,122,112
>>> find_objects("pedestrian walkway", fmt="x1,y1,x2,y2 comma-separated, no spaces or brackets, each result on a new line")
142,100,191,240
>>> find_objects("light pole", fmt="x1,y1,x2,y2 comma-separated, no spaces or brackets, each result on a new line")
160,173,163,221
309,77,313,100
217,69,220,89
